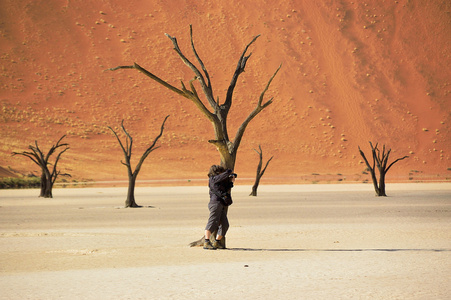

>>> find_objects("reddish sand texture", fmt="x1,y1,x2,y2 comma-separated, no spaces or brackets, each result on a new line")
0,0,450,184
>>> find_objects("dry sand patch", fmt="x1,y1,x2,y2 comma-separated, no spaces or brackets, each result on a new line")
0,184,450,299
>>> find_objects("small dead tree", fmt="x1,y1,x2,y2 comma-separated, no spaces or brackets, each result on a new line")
358,142,409,196
250,145,273,196
108,115,169,208
12,135,70,198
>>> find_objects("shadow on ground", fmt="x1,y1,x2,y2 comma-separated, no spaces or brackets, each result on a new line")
226,248,450,252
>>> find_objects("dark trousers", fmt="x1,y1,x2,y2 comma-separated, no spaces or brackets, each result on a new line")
205,201,229,237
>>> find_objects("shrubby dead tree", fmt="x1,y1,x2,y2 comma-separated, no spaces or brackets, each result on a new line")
108,116,169,208
250,145,273,196
109,25,281,246
12,135,70,198
358,142,409,196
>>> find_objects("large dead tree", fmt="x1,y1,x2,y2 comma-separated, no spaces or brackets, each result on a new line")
109,26,281,247
250,145,273,196
358,142,409,196
109,25,281,171
12,135,70,198
108,116,169,208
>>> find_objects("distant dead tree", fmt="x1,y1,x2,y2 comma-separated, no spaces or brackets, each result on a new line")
250,145,273,196
109,25,280,247
108,116,169,208
358,142,409,196
12,135,70,198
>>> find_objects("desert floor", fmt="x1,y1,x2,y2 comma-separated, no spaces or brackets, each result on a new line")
1,183,450,299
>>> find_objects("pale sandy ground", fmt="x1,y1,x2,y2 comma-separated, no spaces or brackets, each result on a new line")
0,183,450,300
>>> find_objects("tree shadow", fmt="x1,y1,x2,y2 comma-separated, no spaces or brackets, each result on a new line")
226,248,450,252
115,205,156,209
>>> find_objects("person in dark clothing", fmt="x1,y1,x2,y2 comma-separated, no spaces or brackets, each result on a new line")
204,165,237,250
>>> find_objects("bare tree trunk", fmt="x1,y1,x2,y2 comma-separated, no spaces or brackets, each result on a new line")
39,173,46,197
42,169,54,198
358,142,408,197
250,179,260,197
368,165,379,195
250,145,273,196
378,172,387,196
126,176,139,207
44,177,53,198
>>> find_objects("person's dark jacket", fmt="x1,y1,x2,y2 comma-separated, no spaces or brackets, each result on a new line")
209,169,234,203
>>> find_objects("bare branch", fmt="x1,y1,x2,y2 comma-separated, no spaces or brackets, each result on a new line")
386,155,409,172
110,63,217,124
144,115,170,156
51,147,70,183
41,136,68,171
358,146,371,169
232,64,281,153
120,119,133,157
382,148,392,170
108,65,135,71
261,155,274,176
225,34,261,108
33,141,46,165
258,64,282,107
13,137,68,172
208,139,223,147
12,151,41,167
189,25,213,94
369,142,378,170
133,63,186,97
189,77,200,99
253,144,263,156
108,125,128,157
165,30,215,107
135,115,170,175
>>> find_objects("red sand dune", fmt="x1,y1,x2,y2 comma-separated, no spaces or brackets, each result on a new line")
0,0,450,184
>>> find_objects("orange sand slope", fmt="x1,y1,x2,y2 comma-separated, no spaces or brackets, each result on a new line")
0,166,17,178
0,1,450,182
0,184,450,299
